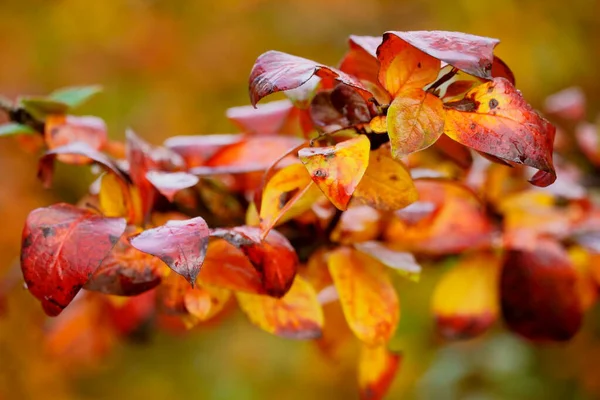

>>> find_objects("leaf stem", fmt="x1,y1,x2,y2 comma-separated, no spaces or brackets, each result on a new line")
427,67,459,94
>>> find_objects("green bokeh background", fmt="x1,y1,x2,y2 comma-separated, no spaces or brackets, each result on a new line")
1,0,600,398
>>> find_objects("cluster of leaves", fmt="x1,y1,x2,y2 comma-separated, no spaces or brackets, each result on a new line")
1,30,598,399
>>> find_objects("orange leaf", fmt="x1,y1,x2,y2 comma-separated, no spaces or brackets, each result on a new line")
299,135,370,210
432,252,500,339
358,344,402,400
339,35,381,84
330,206,382,245
377,33,440,96
236,276,324,339
386,88,445,157
45,115,107,165
352,148,417,211
184,284,231,322
327,247,399,346
444,78,556,186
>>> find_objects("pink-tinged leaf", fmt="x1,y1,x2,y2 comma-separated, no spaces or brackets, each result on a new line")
384,31,499,79
129,217,210,286
501,239,583,341
575,122,600,166
444,78,556,186
145,171,199,201
299,135,370,210
38,142,126,188
211,226,298,297
44,115,107,165
544,87,586,121
249,50,372,106
164,134,244,168
21,203,126,316
226,100,297,135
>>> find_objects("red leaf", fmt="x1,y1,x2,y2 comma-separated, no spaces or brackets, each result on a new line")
211,226,298,297
145,171,199,201
543,86,586,121
358,344,402,400
491,56,516,85
164,134,244,168
249,50,372,106
226,100,308,136
339,35,381,84
44,115,107,164
126,130,161,220
383,31,499,79
21,203,126,316
38,142,126,188
84,232,165,296
444,78,556,186
129,217,210,286
501,239,583,341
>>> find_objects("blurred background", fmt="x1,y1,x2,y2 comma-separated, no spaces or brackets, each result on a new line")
1,0,600,399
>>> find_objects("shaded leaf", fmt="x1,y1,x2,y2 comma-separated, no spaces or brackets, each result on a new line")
444,78,556,186
432,252,500,339
129,217,210,285
299,135,370,210
19,97,69,120
353,148,417,211
327,247,400,345
211,226,298,297
21,203,126,316
249,50,371,106
501,239,583,341
0,122,37,136
384,31,499,79
358,344,402,400
236,276,323,339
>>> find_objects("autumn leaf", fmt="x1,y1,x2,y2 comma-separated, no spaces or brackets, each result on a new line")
432,252,500,339
0,122,37,136
383,31,499,79
48,85,103,109
327,246,400,346
352,148,417,211
21,203,126,316
164,134,244,168
330,206,382,245
44,115,107,164
126,130,161,220
339,35,382,85
38,141,126,188
197,239,265,294
259,162,321,235
145,171,199,202
354,241,421,282
236,276,323,339
310,85,372,133
249,50,371,106
184,284,231,322
298,135,370,210
84,231,165,296
501,239,583,341
358,344,402,400
129,217,210,286
226,100,312,137
444,78,556,186
211,226,298,297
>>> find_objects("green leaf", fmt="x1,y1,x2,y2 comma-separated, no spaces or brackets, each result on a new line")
0,122,37,137
19,97,69,120
49,85,103,109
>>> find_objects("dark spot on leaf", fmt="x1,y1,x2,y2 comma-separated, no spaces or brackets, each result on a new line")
160,254,175,266
389,175,398,181
444,98,479,112
489,98,499,109
108,234,120,245
22,235,33,249
314,169,328,178
41,226,55,238
487,86,494,93
417,62,421,68
325,152,335,160
470,123,477,130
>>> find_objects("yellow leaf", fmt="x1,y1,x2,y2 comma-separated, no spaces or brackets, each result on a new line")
327,247,399,345
236,276,324,339
299,135,370,210
432,252,500,339
353,148,417,211
99,173,127,218
358,344,402,400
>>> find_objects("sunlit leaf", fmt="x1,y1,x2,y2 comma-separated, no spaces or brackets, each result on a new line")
21,203,126,316
129,217,210,286
339,35,381,84
444,78,556,186
327,246,399,346
358,344,402,400
299,135,370,210
184,284,231,322
432,252,500,339
236,276,323,339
